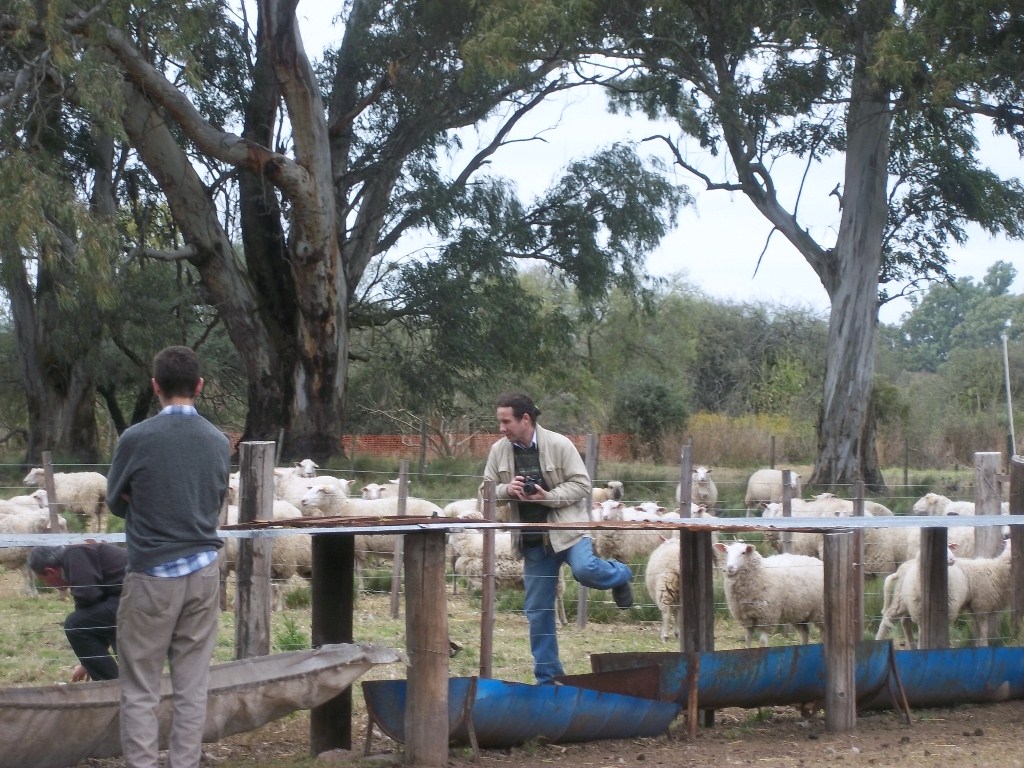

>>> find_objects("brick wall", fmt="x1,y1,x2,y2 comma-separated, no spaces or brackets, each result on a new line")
340,433,631,462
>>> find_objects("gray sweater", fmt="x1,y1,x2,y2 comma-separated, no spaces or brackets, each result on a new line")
107,410,230,573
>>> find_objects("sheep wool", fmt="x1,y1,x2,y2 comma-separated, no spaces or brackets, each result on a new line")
714,541,824,647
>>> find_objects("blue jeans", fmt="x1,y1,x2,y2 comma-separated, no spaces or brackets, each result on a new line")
522,536,632,683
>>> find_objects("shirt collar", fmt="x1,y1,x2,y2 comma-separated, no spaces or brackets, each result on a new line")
513,429,537,450
160,404,198,416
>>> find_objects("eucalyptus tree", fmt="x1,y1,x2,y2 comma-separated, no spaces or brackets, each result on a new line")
1,0,684,462
556,0,1024,489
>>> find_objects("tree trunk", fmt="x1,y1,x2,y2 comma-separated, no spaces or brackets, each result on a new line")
811,9,892,492
7,255,100,465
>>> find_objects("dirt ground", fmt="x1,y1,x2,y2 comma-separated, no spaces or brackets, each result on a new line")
73,696,1024,767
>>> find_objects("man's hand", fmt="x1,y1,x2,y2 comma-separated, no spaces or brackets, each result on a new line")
512,476,549,501
70,664,91,683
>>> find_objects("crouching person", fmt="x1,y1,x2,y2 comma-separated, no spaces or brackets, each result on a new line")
29,542,127,681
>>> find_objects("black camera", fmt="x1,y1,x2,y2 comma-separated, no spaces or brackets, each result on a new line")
521,475,542,495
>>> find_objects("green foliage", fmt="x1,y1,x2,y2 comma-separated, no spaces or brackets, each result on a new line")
610,374,688,462
273,615,310,652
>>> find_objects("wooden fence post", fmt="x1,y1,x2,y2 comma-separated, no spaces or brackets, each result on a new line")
389,460,409,619
779,469,793,552
404,530,449,767
851,479,865,639
824,531,856,733
479,481,496,678
918,527,950,650
234,441,274,659
41,451,61,533
1009,456,1024,641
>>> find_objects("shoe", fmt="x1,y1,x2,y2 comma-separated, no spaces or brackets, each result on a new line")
612,580,633,608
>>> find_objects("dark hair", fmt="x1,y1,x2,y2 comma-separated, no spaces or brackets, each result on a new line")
28,545,65,574
153,346,200,398
496,392,540,422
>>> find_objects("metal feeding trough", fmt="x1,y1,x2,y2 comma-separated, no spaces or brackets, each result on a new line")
560,641,1024,715
362,675,682,759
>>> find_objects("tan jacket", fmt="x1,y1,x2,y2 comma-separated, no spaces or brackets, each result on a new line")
481,423,592,554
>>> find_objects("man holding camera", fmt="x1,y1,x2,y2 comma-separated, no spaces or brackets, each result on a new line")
482,392,633,684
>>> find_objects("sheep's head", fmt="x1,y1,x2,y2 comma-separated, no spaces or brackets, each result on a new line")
362,483,385,500
692,466,712,483
23,467,44,485
715,541,757,576
598,499,624,521
300,484,337,512
294,459,319,477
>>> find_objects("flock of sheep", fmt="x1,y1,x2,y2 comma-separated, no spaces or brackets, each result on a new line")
0,463,1017,652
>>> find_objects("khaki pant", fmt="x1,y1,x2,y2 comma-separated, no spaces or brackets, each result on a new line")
116,561,220,768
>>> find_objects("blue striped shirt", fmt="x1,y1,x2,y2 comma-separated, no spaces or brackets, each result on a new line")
146,548,218,578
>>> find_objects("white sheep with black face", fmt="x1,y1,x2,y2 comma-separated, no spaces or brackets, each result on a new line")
591,481,624,504
714,540,825,648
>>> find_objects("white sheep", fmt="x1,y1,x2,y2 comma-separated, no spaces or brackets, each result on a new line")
744,468,802,514
761,497,859,558
220,502,309,610
644,537,684,642
0,505,69,594
275,474,352,507
361,479,400,500
593,501,676,566
300,487,443,519
955,541,1013,647
6,489,47,508
912,492,1010,517
22,468,107,532
442,498,481,518
448,528,568,625
714,540,825,647
875,543,967,648
591,481,624,504
675,465,718,510
300,486,443,589
760,498,920,574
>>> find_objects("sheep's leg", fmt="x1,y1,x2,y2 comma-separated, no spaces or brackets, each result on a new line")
556,595,568,626
660,606,672,642
899,617,916,648
795,623,810,644
875,614,893,641
972,613,990,647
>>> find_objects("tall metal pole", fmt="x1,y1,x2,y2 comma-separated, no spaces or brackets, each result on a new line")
1003,323,1016,455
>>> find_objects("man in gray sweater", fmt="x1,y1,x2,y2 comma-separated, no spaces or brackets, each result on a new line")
107,346,230,768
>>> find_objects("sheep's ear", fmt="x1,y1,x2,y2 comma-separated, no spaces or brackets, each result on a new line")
949,543,959,552
713,542,726,553
744,544,756,554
